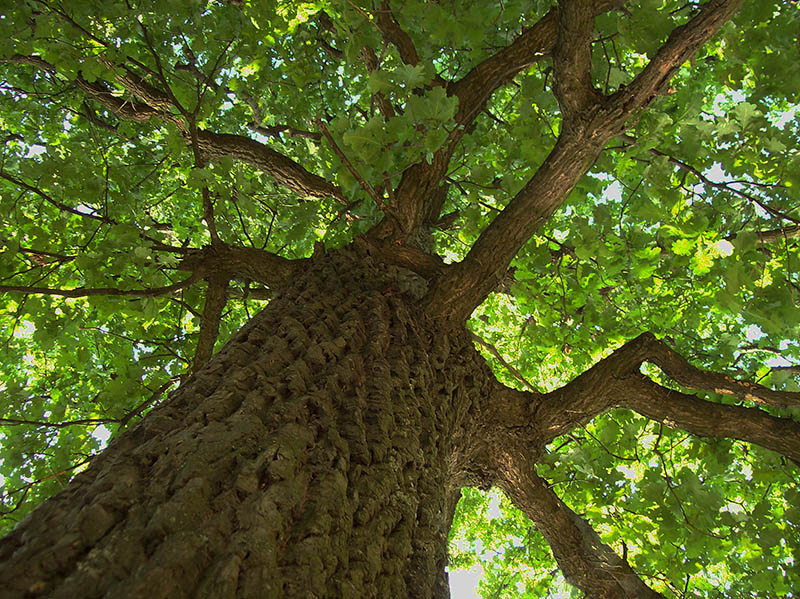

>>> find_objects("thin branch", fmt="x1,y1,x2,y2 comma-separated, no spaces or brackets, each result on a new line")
0,273,199,298
471,332,539,392
316,118,398,220
0,171,113,224
0,417,115,429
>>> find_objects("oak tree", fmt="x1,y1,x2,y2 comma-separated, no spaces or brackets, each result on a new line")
0,0,798,597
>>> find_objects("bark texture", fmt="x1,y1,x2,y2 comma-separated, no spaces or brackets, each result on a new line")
0,249,495,599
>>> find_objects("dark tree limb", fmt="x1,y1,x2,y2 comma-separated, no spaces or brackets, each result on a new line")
602,0,744,127
447,1,625,133
616,374,800,464
552,0,600,121
195,130,343,202
5,55,343,203
191,273,229,373
374,2,423,67
489,333,800,461
494,447,664,598
177,244,303,289
631,333,800,411
424,133,609,322
425,0,744,323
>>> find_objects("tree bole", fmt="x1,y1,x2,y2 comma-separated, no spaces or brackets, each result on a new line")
0,249,495,599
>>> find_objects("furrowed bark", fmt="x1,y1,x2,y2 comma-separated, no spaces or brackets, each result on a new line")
494,448,664,598
0,249,496,599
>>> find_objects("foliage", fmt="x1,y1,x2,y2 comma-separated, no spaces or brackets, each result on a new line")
0,0,798,596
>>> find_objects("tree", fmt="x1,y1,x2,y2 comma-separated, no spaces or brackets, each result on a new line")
0,0,798,596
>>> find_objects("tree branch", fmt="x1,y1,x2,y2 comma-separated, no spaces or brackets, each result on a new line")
448,1,624,132
374,2,423,68
424,132,609,322
6,54,343,203
552,0,599,121
495,448,664,598
191,273,228,373
0,274,199,298
177,243,304,289
316,119,397,218
616,374,800,464
195,130,344,202
603,0,744,127
424,0,744,323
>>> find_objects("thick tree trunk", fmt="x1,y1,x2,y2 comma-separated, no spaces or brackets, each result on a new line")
0,249,495,599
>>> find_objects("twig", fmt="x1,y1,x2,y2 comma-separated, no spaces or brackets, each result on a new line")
316,118,399,221
471,332,539,392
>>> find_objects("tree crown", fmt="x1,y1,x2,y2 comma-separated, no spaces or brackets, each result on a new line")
1,0,799,595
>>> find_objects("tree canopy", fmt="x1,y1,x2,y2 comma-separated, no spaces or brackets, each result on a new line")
1,0,799,596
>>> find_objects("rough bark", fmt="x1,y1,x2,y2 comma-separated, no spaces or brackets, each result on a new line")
0,249,496,599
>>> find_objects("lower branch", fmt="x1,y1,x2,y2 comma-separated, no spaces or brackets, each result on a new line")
494,446,664,598
191,273,229,373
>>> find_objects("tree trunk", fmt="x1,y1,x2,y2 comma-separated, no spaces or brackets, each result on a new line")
0,249,495,599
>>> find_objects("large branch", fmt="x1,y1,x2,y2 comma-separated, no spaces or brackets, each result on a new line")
552,0,600,121
365,1,625,243
492,333,800,459
603,0,744,126
177,244,304,289
495,447,664,598
195,130,343,202
424,131,609,322
617,374,800,464
448,1,624,131
5,55,343,203
425,0,744,323
374,2,422,67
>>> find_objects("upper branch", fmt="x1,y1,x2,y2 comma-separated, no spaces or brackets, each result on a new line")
552,0,600,121
424,0,744,323
374,2,422,67
448,0,624,132
4,55,343,203
495,447,664,598
603,0,744,127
